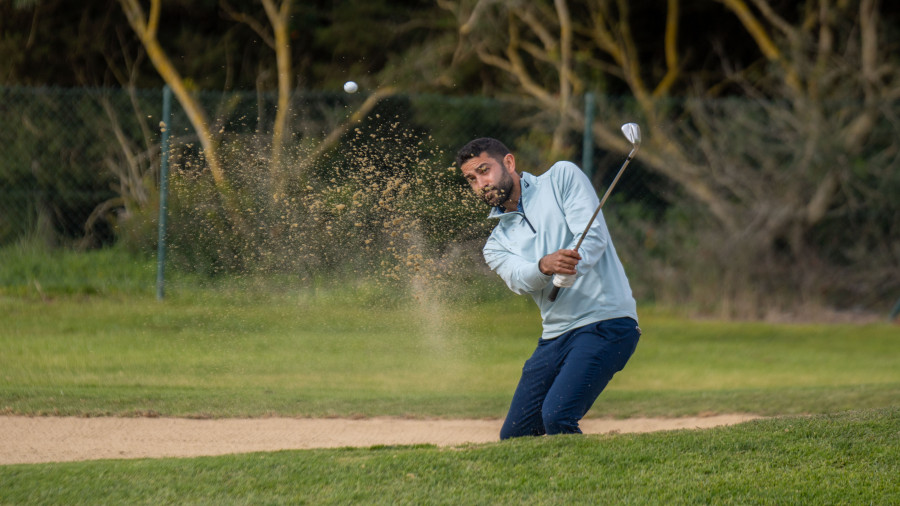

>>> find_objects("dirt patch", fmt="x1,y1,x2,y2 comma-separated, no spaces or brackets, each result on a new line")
0,415,759,465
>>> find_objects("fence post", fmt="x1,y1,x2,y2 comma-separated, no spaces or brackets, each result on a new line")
581,92,595,180
156,85,172,300
890,296,900,322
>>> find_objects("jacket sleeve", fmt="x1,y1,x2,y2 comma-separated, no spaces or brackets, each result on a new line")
553,163,609,270
483,235,552,295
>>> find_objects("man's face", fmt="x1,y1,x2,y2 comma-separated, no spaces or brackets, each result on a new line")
460,152,517,207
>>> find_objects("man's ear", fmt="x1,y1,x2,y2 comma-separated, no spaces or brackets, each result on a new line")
503,153,516,173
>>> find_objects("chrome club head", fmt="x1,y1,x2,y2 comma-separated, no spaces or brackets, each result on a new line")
621,123,641,147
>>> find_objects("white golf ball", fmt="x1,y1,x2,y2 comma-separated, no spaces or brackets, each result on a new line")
343,81,358,94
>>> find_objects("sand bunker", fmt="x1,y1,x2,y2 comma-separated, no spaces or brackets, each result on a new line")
0,414,759,465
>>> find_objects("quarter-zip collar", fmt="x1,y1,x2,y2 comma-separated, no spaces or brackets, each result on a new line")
487,172,534,218
488,172,536,233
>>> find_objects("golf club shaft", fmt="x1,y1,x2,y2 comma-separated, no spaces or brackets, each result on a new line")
547,148,637,302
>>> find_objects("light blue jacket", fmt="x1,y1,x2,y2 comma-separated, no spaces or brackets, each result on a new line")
483,161,638,339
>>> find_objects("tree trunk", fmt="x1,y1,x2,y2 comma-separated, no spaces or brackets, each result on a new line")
261,0,293,193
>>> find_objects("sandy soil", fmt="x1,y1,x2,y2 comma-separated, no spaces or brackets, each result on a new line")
0,414,759,465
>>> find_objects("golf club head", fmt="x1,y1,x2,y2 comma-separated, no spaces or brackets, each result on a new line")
621,123,641,147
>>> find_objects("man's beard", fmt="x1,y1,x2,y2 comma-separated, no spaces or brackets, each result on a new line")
479,171,514,207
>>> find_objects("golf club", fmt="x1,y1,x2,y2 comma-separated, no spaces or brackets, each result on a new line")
547,122,642,302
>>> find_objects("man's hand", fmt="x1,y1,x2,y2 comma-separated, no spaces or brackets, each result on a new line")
539,249,581,275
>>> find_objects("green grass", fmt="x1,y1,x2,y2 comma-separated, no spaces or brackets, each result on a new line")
1,245,898,503
0,242,156,297
1,408,897,504
1,289,898,418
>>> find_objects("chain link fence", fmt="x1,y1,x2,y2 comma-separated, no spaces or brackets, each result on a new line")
2,85,897,315
1,87,132,246
0,86,629,247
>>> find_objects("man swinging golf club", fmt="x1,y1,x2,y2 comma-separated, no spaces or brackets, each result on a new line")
455,126,641,439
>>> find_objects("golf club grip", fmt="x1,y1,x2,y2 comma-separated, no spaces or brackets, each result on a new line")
548,285,561,302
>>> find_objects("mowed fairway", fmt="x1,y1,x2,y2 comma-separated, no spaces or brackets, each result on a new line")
1,291,898,418
1,287,898,503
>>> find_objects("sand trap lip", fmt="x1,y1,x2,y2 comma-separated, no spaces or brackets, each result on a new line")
0,415,759,465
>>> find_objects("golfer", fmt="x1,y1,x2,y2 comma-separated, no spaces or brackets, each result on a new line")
456,138,641,439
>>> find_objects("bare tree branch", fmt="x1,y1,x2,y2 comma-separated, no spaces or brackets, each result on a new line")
118,0,226,189
458,0,497,35
295,87,398,177
220,0,276,49
748,0,795,38
717,0,803,94
653,0,680,97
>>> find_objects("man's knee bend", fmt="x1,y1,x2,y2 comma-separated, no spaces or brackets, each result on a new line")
542,409,581,435
499,424,517,440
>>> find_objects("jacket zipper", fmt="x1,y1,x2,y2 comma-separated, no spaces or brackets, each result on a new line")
516,192,537,234
521,213,536,234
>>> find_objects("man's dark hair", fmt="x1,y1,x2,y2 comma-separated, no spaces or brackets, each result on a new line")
455,138,511,169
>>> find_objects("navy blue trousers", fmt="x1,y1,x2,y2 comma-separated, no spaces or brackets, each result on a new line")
499,317,641,440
